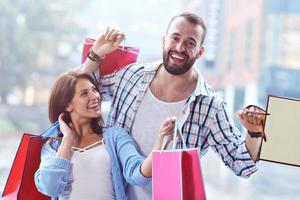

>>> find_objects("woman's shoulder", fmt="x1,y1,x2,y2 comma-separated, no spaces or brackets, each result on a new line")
104,125,128,136
103,125,131,142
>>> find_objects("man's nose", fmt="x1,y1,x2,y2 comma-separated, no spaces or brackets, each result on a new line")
174,41,185,52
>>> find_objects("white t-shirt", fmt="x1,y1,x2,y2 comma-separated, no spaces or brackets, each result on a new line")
128,88,186,200
59,142,115,200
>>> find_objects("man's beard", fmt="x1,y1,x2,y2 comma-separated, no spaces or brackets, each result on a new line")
162,50,197,75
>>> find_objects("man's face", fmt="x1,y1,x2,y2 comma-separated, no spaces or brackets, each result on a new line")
162,17,204,75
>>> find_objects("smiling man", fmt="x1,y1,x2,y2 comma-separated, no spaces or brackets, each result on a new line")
162,15,205,75
82,12,265,200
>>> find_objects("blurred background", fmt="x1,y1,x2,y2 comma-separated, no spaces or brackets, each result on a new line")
1,0,300,199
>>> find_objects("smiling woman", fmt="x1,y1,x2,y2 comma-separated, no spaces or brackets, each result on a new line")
34,71,175,200
48,72,104,141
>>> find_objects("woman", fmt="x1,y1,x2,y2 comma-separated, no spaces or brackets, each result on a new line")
34,71,174,200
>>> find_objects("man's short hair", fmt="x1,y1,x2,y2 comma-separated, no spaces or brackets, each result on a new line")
166,12,207,46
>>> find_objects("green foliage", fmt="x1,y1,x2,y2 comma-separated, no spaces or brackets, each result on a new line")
0,0,86,104
0,116,16,132
19,120,39,132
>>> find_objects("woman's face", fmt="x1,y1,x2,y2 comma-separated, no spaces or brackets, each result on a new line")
67,78,101,120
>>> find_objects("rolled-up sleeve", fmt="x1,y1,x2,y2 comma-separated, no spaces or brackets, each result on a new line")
34,142,72,197
110,126,152,185
208,103,258,178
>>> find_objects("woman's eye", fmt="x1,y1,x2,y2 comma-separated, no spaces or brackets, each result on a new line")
80,91,87,96
92,88,99,94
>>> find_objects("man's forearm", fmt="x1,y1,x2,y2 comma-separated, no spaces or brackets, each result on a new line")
81,58,99,73
245,134,263,162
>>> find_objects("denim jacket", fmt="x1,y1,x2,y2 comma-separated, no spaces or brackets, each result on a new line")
34,125,151,200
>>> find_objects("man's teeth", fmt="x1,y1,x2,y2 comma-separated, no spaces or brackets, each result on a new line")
171,53,185,60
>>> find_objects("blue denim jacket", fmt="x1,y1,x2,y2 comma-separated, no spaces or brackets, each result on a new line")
34,125,151,200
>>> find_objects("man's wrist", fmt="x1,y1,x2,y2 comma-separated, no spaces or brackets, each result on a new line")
87,48,105,63
247,130,263,138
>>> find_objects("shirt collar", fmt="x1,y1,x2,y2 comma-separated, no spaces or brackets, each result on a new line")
144,60,162,72
193,67,211,97
144,60,213,97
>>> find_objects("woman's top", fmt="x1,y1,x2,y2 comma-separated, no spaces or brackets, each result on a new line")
60,141,114,200
35,125,151,200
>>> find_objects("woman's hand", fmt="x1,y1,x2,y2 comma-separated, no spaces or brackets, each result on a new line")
58,113,77,142
56,113,77,160
92,27,125,58
152,117,176,150
141,117,176,177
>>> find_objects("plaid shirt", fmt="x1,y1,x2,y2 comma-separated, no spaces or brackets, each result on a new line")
97,61,257,177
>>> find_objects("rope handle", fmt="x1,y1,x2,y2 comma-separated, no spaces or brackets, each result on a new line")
40,121,60,138
160,119,187,151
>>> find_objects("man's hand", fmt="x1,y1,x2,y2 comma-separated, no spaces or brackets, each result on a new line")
92,27,125,58
237,105,269,161
237,105,267,133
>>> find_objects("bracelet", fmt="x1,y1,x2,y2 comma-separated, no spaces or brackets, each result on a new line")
247,130,263,138
87,48,105,63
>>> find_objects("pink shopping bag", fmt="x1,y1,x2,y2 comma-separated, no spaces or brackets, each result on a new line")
152,121,206,200
81,38,139,75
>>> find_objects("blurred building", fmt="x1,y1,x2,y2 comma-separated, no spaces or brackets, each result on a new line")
261,0,300,99
183,0,300,112
182,0,263,113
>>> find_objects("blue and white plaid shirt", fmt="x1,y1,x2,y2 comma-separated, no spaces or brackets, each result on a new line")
96,60,257,177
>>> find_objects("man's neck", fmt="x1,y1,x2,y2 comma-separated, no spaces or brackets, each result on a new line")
150,64,198,102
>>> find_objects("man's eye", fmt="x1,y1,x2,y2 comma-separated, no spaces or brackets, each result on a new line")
171,36,179,41
186,41,196,48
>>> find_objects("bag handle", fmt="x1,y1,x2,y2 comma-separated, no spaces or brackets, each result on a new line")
84,38,139,54
40,121,60,138
172,120,187,150
160,119,187,151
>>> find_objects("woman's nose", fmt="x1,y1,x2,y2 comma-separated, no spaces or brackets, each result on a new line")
90,91,99,99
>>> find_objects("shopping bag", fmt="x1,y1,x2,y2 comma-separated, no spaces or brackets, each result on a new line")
81,38,139,75
2,121,60,200
152,121,206,200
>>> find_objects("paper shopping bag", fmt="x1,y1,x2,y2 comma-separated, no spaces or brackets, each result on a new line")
2,122,59,200
181,150,206,200
81,38,139,75
152,149,206,200
260,95,300,166
152,121,206,200
152,151,182,200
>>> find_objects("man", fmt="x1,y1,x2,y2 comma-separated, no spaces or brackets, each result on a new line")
82,12,265,200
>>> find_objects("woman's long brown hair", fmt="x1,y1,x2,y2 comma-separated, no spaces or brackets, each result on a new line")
48,71,104,134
